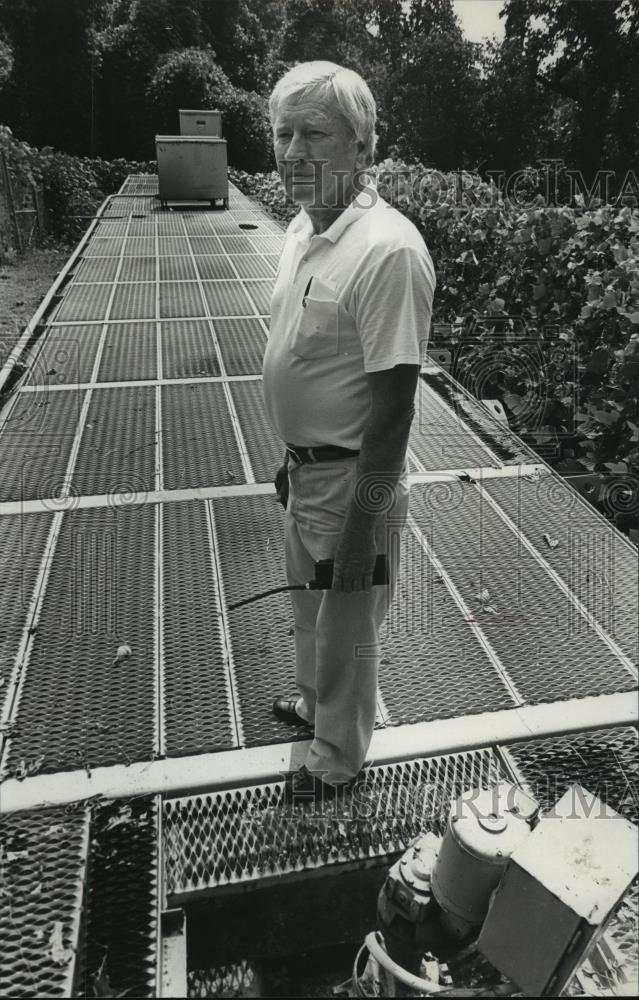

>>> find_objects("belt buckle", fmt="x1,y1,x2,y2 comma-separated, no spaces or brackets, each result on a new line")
307,447,317,463
287,446,303,465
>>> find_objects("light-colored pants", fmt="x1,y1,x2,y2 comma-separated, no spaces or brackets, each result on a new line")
285,455,410,784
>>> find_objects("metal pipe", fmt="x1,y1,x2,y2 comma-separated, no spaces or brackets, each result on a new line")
1,691,636,814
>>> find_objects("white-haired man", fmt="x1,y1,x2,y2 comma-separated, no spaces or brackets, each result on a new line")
263,62,436,804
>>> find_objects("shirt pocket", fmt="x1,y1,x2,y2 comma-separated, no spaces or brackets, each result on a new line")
290,295,339,359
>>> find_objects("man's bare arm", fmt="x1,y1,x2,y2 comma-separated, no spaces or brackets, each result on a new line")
333,364,419,591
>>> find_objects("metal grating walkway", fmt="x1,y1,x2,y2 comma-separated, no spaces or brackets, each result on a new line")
0,174,636,780
0,174,637,997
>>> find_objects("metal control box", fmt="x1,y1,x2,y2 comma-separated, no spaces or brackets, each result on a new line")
179,109,223,137
155,136,228,206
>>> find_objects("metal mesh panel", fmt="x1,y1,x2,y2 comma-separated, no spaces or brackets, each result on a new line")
193,255,236,280
163,748,503,900
73,257,120,282
229,255,277,279
507,727,638,984
72,386,156,496
3,504,156,775
160,281,205,319
124,236,155,256
118,257,156,282
0,803,89,998
247,235,286,254
410,380,498,470
242,279,273,315
155,217,185,236
228,381,283,481
52,283,113,323
127,219,156,237
379,524,516,723
96,221,129,238
201,280,254,317
485,474,639,665
160,320,220,380
211,494,300,747
162,500,235,756
161,384,245,489
110,282,156,321
26,325,104,386
158,237,192,256
409,483,636,703
98,323,157,382
84,237,123,257
0,389,84,502
184,215,219,236
0,511,53,691
204,213,244,235
420,370,541,467
214,235,255,255
76,797,158,999
189,236,225,255
104,196,157,217
159,256,197,281
188,962,259,998
213,317,266,376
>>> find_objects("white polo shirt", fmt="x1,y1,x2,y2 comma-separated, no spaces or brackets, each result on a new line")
262,183,436,451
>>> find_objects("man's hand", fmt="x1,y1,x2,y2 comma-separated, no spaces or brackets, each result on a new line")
274,463,289,509
332,524,377,593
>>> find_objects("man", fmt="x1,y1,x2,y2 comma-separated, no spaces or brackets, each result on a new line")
262,61,436,804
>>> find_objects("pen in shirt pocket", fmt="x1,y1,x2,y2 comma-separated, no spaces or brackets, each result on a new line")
302,276,313,308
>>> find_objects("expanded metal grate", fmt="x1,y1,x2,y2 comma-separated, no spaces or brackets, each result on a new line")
52,283,114,323
98,322,157,382
411,378,499,470
0,803,90,998
228,380,283,481
409,483,636,703
163,747,504,901
191,255,236,280
3,504,156,776
188,961,260,998
378,522,516,723
421,370,541,466
110,282,156,321
161,382,246,489
0,389,84,502
162,499,236,757
161,320,221,379
0,511,54,692
75,797,159,998
213,317,266,376
211,494,300,747
485,474,639,665
26,325,103,387
117,256,156,282
71,385,156,496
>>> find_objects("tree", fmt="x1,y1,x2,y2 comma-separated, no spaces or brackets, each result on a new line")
0,0,99,154
147,47,273,172
501,0,639,177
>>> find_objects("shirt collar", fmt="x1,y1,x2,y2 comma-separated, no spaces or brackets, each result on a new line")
289,181,377,245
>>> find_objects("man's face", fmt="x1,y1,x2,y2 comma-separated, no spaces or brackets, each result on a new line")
273,93,363,209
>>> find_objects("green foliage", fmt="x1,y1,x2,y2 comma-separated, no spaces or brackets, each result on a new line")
0,30,12,87
147,46,272,172
146,47,232,134
1,125,154,241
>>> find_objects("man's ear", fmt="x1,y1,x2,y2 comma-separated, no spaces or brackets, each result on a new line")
355,139,369,170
